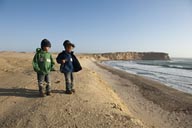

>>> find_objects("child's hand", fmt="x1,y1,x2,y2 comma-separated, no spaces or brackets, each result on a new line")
51,68,56,71
62,59,67,63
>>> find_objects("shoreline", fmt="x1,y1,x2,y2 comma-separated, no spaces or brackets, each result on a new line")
88,60,192,128
100,59,192,95
96,62,192,114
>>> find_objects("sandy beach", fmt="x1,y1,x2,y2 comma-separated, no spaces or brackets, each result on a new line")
0,52,191,128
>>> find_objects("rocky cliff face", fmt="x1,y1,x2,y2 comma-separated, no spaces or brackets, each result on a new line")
93,52,170,60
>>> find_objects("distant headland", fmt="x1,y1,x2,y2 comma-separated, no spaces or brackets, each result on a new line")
89,52,170,60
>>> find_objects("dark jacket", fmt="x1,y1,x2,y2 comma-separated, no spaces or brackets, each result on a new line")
56,51,82,73
71,52,82,72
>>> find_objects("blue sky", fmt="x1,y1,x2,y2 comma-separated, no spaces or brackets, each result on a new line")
0,0,192,57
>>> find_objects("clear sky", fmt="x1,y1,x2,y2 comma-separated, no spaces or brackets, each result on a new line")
0,0,192,57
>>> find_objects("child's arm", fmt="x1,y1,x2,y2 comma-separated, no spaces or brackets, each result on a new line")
56,53,66,64
50,54,55,71
32,54,40,72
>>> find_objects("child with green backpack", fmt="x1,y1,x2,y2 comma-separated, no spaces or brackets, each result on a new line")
32,39,55,97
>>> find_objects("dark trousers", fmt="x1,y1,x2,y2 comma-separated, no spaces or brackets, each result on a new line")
64,72,74,91
37,73,51,92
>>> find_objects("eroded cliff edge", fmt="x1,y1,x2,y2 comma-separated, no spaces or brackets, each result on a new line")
90,52,170,60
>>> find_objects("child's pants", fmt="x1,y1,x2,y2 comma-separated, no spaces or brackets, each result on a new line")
64,72,74,91
37,74,51,92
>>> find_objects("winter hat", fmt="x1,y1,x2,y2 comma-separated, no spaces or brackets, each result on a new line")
41,39,51,49
63,40,75,49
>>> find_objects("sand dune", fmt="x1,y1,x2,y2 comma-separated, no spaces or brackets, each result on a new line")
0,52,191,128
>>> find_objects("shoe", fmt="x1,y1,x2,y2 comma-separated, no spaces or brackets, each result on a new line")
46,91,51,96
39,91,45,97
71,89,75,93
66,90,72,94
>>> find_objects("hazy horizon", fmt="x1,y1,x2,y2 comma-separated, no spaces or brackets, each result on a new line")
0,0,192,58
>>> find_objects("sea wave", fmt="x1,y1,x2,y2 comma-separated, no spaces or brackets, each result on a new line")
103,59,192,94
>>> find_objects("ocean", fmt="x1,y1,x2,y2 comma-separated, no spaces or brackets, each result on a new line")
103,58,192,94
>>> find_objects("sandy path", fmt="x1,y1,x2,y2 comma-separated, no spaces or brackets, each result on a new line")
0,52,143,128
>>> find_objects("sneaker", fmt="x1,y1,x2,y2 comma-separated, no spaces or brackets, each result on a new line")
66,90,72,94
71,89,75,93
39,91,45,97
46,91,51,96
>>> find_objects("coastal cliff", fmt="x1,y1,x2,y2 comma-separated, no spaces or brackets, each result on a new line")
92,52,170,60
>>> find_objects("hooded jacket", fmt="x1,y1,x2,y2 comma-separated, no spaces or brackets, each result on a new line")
32,48,55,75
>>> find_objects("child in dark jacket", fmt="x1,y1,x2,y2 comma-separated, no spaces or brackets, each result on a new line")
56,40,82,94
33,39,55,97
